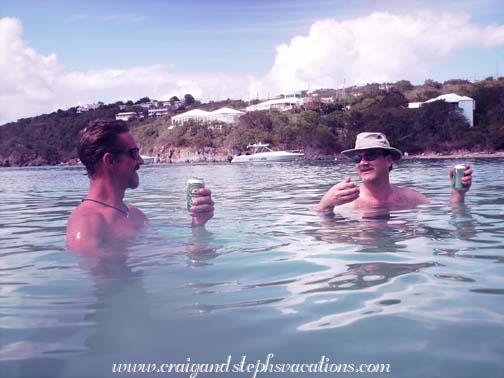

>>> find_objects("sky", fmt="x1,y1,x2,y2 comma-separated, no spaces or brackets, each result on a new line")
1,0,504,125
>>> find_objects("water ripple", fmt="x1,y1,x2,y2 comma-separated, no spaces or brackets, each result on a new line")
1,160,503,373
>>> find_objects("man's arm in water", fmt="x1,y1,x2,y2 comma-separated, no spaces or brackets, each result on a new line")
449,164,473,203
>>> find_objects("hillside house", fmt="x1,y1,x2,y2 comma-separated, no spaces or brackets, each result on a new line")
148,108,169,118
76,103,103,113
171,107,244,125
246,94,304,112
115,112,139,122
408,93,476,127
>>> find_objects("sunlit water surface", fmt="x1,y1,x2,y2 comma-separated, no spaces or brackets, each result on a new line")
0,159,503,378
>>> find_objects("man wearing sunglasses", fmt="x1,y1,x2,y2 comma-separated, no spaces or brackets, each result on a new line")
67,119,214,253
315,132,473,212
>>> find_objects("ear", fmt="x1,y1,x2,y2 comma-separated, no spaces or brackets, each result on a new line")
102,152,117,169
385,154,394,169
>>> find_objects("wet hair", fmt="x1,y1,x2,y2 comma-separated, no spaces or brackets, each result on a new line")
77,119,130,178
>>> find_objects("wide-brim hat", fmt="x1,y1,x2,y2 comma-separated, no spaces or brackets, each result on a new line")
341,132,402,161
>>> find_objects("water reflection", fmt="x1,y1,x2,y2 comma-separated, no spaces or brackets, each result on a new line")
314,208,427,249
79,250,153,354
303,261,438,294
77,229,220,355
312,203,480,253
268,201,497,330
1,160,504,377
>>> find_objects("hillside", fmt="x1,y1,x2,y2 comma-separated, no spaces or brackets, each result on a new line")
1,78,503,167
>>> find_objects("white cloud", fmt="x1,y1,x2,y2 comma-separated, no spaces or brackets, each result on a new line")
0,18,66,124
0,17,254,125
264,11,504,93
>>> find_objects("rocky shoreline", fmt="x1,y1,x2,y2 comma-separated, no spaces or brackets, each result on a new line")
137,147,504,165
2,147,503,168
403,150,504,159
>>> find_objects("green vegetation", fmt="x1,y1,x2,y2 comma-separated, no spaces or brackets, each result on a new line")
0,104,121,166
147,78,504,156
1,78,503,166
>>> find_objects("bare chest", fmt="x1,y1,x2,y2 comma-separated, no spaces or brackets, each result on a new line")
103,213,146,242
352,189,418,209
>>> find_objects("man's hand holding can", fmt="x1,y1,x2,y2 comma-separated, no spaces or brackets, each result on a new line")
187,178,214,226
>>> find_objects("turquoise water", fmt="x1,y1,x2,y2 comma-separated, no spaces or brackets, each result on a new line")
0,159,503,378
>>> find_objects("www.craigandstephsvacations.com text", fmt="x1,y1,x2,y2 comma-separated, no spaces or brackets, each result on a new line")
112,354,391,377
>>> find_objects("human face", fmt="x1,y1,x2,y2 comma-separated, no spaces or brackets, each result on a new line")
354,149,391,183
115,132,144,189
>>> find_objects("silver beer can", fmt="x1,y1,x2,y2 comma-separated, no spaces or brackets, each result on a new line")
453,164,467,190
186,177,205,211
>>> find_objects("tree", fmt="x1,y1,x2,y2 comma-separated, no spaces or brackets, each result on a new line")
324,111,347,130
135,97,151,104
416,90,442,102
377,90,408,108
423,79,442,89
394,80,414,92
443,79,470,86
224,111,275,149
184,94,195,106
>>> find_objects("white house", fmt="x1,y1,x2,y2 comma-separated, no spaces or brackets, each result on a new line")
161,100,184,110
408,93,476,127
171,107,244,125
208,107,245,123
148,108,169,118
76,103,103,113
171,109,211,125
246,96,304,112
115,112,138,121
139,101,159,109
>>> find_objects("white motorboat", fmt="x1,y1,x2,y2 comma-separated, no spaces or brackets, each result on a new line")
231,143,304,163
141,155,155,164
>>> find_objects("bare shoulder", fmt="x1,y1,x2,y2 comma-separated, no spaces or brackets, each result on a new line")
395,186,431,205
66,207,108,252
126,204,148,225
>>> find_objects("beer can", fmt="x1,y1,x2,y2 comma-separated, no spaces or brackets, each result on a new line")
186,177,205,211
453,164,468,190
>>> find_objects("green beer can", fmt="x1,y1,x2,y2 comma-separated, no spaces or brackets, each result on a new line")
186,177,205,211
453,164,468,190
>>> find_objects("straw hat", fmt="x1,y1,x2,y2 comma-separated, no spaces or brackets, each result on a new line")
341,132,402,161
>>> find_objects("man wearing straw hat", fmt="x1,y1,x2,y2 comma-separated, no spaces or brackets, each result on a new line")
315,132,473,212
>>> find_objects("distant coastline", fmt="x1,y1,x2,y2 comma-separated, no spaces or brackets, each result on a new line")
404,150,504,159
2,150,504,169
1,78,503,168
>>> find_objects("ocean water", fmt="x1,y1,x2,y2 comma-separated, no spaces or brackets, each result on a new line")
0,159,503,378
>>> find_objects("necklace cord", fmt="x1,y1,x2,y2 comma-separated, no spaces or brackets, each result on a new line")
81,198,129,217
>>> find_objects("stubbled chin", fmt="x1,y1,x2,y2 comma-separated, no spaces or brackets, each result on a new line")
359,170,374,181
129,172,140,189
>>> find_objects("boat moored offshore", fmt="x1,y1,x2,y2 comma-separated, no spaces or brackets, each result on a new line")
231,143,304,163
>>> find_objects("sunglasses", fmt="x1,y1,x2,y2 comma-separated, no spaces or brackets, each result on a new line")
113,147,140,160
352,150,384,164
